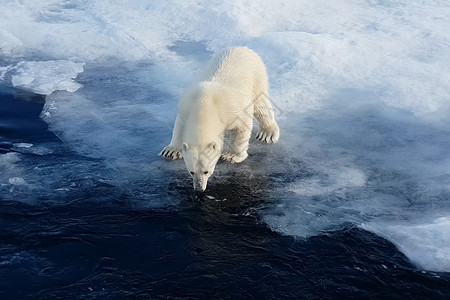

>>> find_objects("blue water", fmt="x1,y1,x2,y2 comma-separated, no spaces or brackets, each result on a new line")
1,88,450,298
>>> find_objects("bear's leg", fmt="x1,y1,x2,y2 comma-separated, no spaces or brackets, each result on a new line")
160,115,183,159
221,121,252,163
253,93,280,143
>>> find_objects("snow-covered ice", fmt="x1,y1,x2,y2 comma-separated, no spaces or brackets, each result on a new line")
2,60,84,95
362,217,450,272
1,0,450,272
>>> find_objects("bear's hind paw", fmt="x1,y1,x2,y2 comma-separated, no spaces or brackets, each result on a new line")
160,146,182,160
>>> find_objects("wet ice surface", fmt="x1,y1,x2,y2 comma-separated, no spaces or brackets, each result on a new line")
263,89,450,271
1,0,450,297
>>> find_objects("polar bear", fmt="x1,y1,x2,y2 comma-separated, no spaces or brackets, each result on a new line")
160,47,280,192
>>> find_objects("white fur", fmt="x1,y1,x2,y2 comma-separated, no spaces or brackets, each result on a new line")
160,47,280,191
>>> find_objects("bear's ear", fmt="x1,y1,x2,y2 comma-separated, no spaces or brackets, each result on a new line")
182,143,190,151
208,142,217,151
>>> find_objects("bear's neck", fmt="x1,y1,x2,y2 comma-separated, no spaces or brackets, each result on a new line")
184,97,223,147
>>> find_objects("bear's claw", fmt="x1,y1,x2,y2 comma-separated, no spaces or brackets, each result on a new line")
160,146,182,160
256,128,280,143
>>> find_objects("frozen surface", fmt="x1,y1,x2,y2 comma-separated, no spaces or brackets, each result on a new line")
361,217,450,272
1,60,84,94
1,0,450,272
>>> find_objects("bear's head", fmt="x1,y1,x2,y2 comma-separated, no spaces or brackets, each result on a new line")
182,142,221,192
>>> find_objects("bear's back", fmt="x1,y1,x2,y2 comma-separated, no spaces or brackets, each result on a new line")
200,47,267,90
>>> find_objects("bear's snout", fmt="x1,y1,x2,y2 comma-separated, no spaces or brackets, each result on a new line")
193,183,205,192
193,176,208,192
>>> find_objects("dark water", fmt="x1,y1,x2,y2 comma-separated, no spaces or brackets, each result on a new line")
1,88,450,299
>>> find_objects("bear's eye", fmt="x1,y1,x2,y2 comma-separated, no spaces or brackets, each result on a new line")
203,171,208,175
190,171,195,175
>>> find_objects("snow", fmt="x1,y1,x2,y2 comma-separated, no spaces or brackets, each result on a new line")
1,0,450,272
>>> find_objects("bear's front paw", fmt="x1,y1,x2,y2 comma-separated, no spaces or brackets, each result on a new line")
221,151,248,163
160,146,183,160
256,127,280,144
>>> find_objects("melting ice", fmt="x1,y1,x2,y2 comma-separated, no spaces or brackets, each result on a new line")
1,0,450,272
